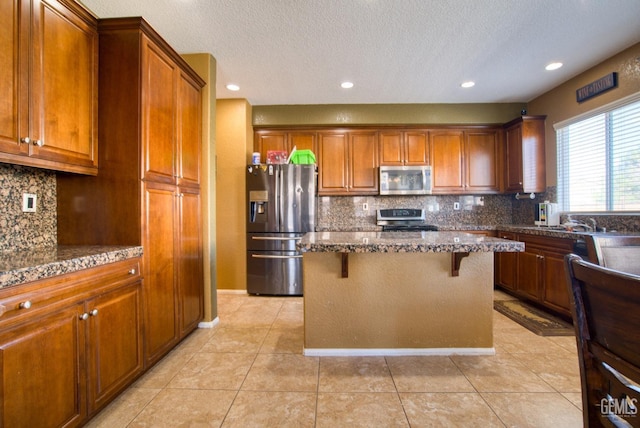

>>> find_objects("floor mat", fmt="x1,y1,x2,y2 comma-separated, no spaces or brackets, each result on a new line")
493,299,574,336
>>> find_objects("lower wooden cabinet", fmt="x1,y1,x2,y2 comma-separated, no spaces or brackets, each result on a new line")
0,302,86,428
495,232,574,317
0,258,143,427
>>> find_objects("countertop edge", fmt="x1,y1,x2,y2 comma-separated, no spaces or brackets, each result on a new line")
298,231,524,254
0,246,144,289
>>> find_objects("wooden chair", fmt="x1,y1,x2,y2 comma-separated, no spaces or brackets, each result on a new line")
585,234,640,276
564,254,640,427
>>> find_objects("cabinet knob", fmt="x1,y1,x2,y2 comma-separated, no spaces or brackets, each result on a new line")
20,137,30,144
89,309,99,317
19,300,32,309
128,268,136,275
79,313,89,320
32,139,44,147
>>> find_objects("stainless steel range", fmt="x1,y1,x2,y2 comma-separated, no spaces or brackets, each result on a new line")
376,208,438,231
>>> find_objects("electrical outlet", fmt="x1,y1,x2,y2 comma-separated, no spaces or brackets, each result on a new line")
22,193,37,212
362,203,369,211
453,202,460,210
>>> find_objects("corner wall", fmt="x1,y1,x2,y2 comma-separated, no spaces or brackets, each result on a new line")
527,42,640,185
216,99,253,290
182,53,218,320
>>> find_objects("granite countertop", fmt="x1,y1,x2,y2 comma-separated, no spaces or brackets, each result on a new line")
297,231,524,253
0,245,144,289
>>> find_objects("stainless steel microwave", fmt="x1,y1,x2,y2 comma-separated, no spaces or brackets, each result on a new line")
379,165,432,195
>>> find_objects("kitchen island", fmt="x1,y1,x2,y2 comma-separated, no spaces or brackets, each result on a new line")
297,231,524,356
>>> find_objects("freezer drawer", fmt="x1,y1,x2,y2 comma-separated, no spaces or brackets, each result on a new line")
247,250,303,295
247,233,303,252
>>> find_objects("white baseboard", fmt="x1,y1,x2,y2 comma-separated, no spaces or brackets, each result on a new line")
216,289,247,295
198,317,219,329
302,347,496,357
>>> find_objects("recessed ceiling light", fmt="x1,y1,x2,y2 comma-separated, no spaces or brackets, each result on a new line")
461,81,475,88
545,62,563,71
341,81,354,89
226,84,240,91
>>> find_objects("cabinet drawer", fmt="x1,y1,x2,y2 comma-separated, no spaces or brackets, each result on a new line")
0,258,141,328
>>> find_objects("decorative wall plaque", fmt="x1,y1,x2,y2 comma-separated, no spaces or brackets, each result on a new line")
576,72,618,103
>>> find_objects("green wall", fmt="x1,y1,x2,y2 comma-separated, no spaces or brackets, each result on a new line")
253,103,525,126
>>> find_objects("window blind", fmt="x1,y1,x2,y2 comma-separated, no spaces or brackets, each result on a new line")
556,96,640,212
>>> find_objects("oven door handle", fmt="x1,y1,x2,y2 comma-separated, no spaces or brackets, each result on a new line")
251,254,303,259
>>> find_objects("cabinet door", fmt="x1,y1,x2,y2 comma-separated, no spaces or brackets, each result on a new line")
541,249,572,315
33,0,97,171
142,36,177,184
143,182,179,365
0,0,28,156
466,130,499,193
349,131,378,193
517,247,542,301
177,71,202,188
0,303,86,428
86,281,143,413
495,231,518,291
431,131,464,192
379,132,404,165
288,132,317,155
255,131,286,162
404,131,429,165
177,188,204,336
505,124,524,192
318,132,349,194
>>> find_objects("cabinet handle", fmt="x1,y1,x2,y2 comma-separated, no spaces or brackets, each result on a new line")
79,313,89,320
19,300,32,309
128,268,136,275
20,137,30,144
89,309,99,316
32,139,43,147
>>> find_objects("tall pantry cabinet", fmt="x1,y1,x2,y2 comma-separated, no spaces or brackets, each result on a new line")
57,17,205,367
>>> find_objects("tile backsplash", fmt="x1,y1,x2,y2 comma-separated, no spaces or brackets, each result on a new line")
317,193,515,230
2,163,638,253
0,164,57,252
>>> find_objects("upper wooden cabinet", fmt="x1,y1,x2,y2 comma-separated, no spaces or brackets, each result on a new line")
465,130,501,193
254,130,317,162
431,129,501,194
317,131,378,195
430,131,464,193
0,0,98,175
141,35,202,187
379,130,429,165
504,116,546,193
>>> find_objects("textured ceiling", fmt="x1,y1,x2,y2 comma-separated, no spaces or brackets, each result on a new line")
80,0,640,106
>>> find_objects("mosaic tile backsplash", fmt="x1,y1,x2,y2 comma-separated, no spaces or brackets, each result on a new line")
0,164,57,252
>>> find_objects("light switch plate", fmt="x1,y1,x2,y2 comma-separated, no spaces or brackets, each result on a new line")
22,193,37,212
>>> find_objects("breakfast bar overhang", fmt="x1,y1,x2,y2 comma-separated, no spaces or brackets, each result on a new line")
297,231,524,356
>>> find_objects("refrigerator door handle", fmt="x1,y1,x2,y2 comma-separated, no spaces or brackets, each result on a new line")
251,254,303,259
278,165,285,231
251,236,301,241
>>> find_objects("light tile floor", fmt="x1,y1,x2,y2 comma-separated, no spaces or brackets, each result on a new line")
87,290,583,427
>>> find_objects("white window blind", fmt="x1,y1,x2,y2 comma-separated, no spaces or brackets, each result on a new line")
556,95,640,212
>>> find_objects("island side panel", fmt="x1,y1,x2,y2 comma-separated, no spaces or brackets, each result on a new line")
303,252,494,352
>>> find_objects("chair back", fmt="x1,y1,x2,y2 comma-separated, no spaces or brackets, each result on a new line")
585,234,640,276
565,254,640,427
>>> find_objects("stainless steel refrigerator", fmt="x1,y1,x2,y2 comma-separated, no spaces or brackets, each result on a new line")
246,164,316,295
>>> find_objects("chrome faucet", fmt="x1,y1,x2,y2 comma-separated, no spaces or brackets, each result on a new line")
588,218,597,232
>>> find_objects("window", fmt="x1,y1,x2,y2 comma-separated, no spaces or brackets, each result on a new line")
556,94,640,212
